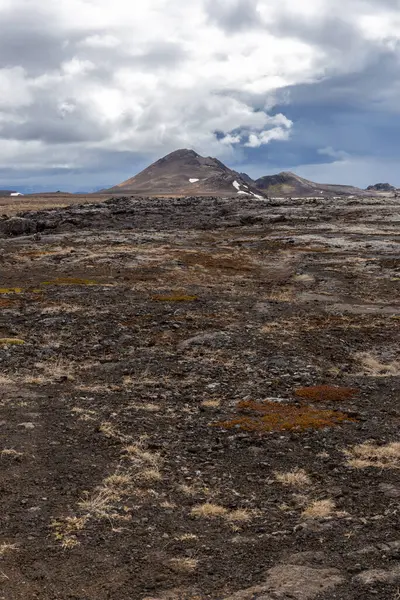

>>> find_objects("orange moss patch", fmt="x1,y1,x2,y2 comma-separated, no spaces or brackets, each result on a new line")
152,294,198,302
20,251,58,258
213,400,355,433
0,299,16,307
294,386,359,402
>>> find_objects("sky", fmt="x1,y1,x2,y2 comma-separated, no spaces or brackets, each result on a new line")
1,0,400,192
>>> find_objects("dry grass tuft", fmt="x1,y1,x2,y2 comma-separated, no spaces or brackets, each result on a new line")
213,400,356,433
1,449,24,459
274,468,312,487
302,499,336,519
177,483,211,497
53,430,163,546
139,468,163,482
263,287,295,302
40,303,83,314
294,385,359,402
190,503,252,523
168,557,198,573
345,441,400,469
124,443,161,467
51,516,88,548
136,403,162,412
71,407,97,422
31,358,77,383
99,422,130,442
0,543,18,557
191,503,228,518
355,352,400,377
225,509,253,523
176,533,199,541
201,399,221,409
103,473,132,488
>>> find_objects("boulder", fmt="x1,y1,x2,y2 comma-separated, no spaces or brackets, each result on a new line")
0,217,37,236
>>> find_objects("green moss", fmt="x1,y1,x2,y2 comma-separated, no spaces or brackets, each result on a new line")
0,288,23,294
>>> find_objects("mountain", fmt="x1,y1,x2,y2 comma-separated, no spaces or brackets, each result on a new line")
105,149,264,198
239,172,255,185
366,183,396,192
255,171,367,198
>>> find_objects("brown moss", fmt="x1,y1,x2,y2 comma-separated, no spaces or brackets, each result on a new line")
0,299,16,307
294,385,359,402
170,250,254,272
20,251,58,258
213,400,356,433
41,278,100,286
152,294,198,302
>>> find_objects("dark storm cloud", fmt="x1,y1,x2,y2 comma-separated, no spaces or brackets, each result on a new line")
277,51,400,114
235,50,400,177
0,6,71,74
0,109,107,144
271,13,363,55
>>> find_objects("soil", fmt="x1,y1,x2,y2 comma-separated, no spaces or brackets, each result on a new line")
0,195,399,600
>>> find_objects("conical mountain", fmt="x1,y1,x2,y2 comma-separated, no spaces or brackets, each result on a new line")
106,149,264,197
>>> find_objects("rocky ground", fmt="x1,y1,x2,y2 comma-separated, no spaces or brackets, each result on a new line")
0,195,399,600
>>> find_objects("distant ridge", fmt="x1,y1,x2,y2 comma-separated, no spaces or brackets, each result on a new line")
255,171,368,198
366,183,396,192
104,149,264,198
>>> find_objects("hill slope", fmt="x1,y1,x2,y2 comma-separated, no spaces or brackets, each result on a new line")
105,149,264,198
256,171,367,198
366,183,396,192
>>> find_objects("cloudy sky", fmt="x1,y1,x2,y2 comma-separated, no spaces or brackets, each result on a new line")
1,0,400,192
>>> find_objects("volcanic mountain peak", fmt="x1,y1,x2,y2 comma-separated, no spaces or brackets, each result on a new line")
106,149,265,198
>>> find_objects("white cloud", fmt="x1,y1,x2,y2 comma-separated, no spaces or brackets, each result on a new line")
318,146,349,160
220,133,242,145
245,127,291,148
0,0,400,185
0,67,32,108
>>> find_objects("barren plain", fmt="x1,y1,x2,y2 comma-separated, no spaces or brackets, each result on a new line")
0,195,399,599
